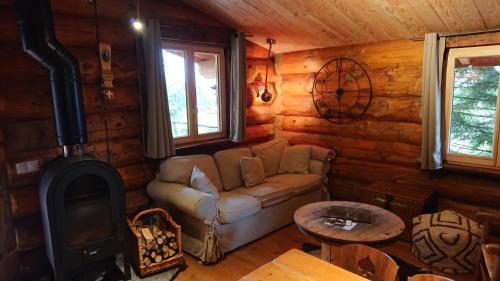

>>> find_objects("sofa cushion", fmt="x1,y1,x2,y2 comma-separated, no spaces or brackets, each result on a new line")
214,148,252,191
240,157,266,187
159,154,223,191
190,166,220,199
217,192,261,224
279,145,311,174
251,138,289,177
265,174,322,195
233,182,295,208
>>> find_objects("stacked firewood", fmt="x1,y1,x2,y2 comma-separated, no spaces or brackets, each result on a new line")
134,221,179,266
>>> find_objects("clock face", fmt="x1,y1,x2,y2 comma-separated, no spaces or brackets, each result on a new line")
312,58,372,124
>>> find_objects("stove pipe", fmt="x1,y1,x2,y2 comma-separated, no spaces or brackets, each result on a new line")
15,0,88,153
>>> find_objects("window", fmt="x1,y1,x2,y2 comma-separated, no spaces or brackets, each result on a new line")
162,41,226,144
444,46,500,167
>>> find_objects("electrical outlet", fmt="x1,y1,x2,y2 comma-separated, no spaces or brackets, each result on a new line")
15,160,39,175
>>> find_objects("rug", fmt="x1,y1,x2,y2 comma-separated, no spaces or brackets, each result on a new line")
302,243,428,280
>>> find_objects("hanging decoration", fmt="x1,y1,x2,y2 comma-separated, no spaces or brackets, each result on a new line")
99,42,114,101
257,38,276,103
312,57,372,124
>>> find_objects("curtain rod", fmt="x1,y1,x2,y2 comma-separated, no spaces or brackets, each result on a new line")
411,28,500,41
439,27,500,38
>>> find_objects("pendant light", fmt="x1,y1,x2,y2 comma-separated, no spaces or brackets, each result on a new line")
131,0,143,31
260,38,276,103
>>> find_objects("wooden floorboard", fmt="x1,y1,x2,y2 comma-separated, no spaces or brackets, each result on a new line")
174,224,474,281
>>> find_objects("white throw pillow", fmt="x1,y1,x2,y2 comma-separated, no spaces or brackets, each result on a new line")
190,166,220,199
240,157,266,187
279,145,311,174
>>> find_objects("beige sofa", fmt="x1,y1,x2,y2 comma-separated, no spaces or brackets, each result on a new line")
147,138,335,263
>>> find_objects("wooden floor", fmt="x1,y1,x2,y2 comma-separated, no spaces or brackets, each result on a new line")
174,224,474,281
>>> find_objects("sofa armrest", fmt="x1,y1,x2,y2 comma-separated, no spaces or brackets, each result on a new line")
147,180,217,221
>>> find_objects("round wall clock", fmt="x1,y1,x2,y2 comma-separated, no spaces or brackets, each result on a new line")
312,57,372,124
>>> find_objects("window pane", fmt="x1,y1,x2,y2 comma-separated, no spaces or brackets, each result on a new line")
449,56,500,157
162,49,189,138
194,52,221,135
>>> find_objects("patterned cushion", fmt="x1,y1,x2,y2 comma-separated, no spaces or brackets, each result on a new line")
412,210,482,274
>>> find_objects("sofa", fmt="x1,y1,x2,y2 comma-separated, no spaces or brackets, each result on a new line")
146,138,335,263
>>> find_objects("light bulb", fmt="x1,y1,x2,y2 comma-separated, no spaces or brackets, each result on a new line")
132,18,143,31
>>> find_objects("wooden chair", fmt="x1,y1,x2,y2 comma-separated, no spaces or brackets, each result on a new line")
334,244,399,281
475,212,500,281
409,274,455,281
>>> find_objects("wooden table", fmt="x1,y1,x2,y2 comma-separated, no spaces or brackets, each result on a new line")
294,201,405,262
239,249,369,281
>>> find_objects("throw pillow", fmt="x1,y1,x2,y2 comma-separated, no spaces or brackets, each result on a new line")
190,166,220,199
279,145,311,174
250,138,289,177
240,157,266,187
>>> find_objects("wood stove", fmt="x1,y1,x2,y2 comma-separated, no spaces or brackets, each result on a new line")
39,155,130,280
15,0,131,280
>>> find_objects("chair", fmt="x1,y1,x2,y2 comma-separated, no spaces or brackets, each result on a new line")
475,212,500,281
334,244,399,281
409,274,455,281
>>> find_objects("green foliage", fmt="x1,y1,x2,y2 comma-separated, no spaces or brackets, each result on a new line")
449,66,500,156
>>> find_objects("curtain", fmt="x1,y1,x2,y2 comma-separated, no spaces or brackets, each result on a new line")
420,33,445,169
229,32,247,143
142,19,175,158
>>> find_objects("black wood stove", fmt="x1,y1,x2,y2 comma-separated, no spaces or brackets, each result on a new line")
15,0,130,280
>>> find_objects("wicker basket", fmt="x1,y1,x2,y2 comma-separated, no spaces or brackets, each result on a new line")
127,208,183,278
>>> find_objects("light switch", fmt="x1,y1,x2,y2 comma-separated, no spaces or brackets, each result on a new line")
15,160,39,175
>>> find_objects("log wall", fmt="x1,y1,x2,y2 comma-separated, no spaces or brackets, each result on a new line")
0,0,232,279
274,39,500,219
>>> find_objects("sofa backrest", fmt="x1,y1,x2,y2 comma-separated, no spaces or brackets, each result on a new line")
250,138,289,177
159,154,223,191
214,147,252,191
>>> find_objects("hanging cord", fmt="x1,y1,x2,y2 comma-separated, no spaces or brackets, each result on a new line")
93,0,111,164
263,39,273,93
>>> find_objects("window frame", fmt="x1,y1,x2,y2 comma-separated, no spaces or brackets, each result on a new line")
444,45,500,168
161,40,227,145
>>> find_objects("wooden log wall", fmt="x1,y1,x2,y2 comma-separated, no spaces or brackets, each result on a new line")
0,0,232,279
274,38,500,220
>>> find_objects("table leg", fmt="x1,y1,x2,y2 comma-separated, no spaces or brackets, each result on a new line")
321,243,340,263
321,243,332,262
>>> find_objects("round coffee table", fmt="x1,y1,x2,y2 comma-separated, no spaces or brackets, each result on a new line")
294,201,405,262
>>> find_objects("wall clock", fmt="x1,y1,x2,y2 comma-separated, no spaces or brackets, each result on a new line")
312,57,372,124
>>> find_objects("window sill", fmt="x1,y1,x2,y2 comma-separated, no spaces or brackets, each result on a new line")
175,138,240,155
443,162,500,178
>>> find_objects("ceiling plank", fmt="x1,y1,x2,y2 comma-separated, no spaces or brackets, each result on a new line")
181,0,500,53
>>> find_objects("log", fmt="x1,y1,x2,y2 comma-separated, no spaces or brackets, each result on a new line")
246,123,275,143
281,116,421,145
247,40,270,59
14,216,44,252
0,80,140,120
275,40,423,75
279,131,420,166
0,47,136,83
246,106,276,125
125,190,150,216
279,66,422,98
280,94,421,123
9,186,39,219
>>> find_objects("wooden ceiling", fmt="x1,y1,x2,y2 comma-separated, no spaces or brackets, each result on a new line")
182,0,500,53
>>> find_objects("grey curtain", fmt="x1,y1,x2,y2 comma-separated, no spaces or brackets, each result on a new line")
142,19,175,158
420,33,445,169
229,32,247,143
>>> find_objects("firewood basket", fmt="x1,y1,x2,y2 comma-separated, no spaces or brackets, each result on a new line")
127,208,183,278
